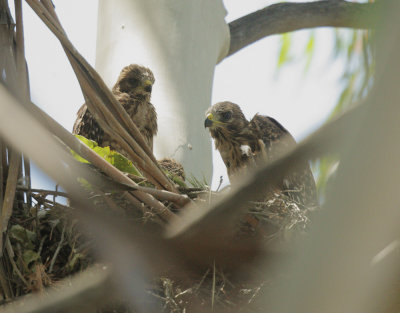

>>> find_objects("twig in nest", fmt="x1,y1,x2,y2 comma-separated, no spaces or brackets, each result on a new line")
49,224,65,274
194,268,211,293
6,237,29,288
17,187,69,198
216,176,224,192
211,260,216,309
37,235,47,256
0,151,20,251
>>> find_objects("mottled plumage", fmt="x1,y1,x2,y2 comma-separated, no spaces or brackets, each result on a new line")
205,101,318,211
73,64,157,155
158,158,186,182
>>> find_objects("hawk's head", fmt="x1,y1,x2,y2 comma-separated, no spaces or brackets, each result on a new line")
204,101,249,139
113,64,155,101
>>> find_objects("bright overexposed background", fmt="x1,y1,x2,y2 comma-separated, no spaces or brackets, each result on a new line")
12,0,344,190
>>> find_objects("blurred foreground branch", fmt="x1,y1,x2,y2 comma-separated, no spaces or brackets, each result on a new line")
3,266,112,313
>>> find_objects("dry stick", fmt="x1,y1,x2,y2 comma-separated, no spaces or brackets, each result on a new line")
21,3,181,224
0,151,20,252
60,36,164,189
58,61,181,206
121,192,165,225
14,0,32,209
24,2,182,213
64,47,175,192
48,224,65,274
0,140,3,207
22,156,31,206
42,0,156,165
1,141,6,180
25,100,180,218
0,261,12,299
27,1,148,164
167,103,365,239
27,0,176,193
16,187,69,198
132,185,189,207
14,0,27,97
39,0,153,162
5,237,29,288
124,192,173,223
77,82,164,189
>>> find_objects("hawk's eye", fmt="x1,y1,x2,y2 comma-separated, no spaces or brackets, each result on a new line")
221,111,232,121
128,78,140,88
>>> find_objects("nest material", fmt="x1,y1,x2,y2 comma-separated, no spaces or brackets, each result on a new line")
0,178,311,312
1,194,90,298
158,158,186,182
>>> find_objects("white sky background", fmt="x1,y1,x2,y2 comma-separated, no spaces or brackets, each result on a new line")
11,0,345,190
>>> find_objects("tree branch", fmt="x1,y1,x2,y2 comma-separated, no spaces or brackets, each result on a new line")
228,0,378,57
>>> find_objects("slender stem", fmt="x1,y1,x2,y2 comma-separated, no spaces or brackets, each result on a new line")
5,237,29,287
17,187,69,198
0,150,20,251
49,225,65,274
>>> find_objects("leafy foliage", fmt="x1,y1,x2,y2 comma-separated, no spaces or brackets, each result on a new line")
276,23,374,200
71,134,142,176
278,33,292,68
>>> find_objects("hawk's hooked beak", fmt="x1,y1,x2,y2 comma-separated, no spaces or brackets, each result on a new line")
204,114,214,128
143,79,153,93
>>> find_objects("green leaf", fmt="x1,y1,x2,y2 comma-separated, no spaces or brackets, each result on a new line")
163,171,187,188
106,150,142,176
22,250,40,267
66,252,85,271
71,135,142,176
187,175,209,189
278,33,292,68
347,30,358,60
304,32,315,72
9,225,36,249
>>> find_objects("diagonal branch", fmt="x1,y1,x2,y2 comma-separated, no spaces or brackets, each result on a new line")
25,99,180,219
26,0,177,193
227,0,378,57
2,266,113,313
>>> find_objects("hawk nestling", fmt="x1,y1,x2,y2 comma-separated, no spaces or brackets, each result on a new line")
73,64,157,154
205,101,318,211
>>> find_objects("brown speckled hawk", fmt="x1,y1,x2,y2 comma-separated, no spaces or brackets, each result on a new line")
205,101,318,211
73,64,157,154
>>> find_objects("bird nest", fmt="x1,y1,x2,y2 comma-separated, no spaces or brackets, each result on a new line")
0,177,312,313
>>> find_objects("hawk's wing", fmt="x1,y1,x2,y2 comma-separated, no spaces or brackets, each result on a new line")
72,104,105,146
248,114,318,209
